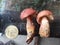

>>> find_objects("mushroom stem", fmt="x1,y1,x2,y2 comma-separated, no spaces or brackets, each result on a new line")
39,17,50,37
26,17,35,44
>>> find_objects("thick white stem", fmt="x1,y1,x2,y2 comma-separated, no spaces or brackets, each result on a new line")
39,17,50,37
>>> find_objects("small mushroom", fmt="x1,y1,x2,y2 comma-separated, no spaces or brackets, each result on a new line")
20,8,36,44
37,10,54,37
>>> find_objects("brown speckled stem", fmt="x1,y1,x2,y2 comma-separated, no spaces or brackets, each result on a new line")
39,17,50,37
26,17,35,44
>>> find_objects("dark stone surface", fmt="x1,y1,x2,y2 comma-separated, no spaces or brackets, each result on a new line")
0,35,60,45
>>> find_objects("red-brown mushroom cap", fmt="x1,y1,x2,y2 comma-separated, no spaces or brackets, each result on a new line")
20,8,36,20
37,10,54,24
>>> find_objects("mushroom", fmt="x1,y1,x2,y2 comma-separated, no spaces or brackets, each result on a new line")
20,8,36,44
37,10,54,37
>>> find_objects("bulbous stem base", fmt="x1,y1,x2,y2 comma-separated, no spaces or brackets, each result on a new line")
39,17,50,37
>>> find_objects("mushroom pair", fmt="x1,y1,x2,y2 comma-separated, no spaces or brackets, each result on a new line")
20,8,54,44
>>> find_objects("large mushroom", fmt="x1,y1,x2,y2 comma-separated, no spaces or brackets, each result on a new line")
37,10,54,37
20,8,36,44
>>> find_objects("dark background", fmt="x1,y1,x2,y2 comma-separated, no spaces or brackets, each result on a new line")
0,0,60,37
0,0,60,45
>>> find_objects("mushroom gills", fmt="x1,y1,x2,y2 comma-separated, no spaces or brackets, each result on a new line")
39,17,50,37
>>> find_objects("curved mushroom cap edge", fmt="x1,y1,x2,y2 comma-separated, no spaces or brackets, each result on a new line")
37,10,54,24
20,8,36,20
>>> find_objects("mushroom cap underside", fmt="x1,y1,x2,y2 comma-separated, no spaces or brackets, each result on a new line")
37,10,54,24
